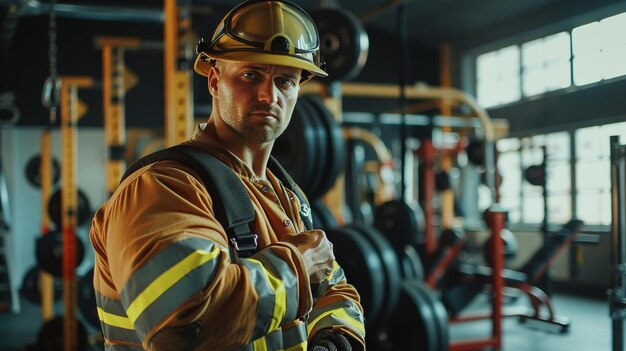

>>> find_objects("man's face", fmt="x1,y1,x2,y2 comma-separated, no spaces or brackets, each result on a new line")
209,61,302,144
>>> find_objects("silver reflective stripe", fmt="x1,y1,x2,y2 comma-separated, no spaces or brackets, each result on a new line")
307,300,365,338
253,250,298,322
119,237,221,339
239,259,277,340
265,328,284,350
283,323,307,349
96,293,142,344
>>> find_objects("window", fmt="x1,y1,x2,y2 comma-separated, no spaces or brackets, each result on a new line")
476,11,626,108
575,122,626,225
476,45,521,108
521,32,571,96
572,12,626,86
492,122,626,227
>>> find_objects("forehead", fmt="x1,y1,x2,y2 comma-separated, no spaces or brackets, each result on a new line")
222,61,302,76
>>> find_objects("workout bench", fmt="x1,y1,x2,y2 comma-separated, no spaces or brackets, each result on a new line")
443,219,584,333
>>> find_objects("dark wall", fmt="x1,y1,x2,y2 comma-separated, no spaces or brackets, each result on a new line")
5,15,165,128
1,8,441,128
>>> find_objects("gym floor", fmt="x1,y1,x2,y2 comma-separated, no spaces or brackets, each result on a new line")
0,291,613,350
450,291,612,350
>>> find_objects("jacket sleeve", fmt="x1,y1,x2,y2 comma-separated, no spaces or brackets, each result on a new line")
305,261,366,350
100,162,314,350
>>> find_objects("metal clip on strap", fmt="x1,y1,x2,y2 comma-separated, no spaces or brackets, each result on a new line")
230,233,258,258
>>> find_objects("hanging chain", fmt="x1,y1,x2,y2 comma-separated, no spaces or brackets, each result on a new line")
41,0,60,125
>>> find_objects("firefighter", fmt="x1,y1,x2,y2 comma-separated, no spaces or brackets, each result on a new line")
89,0,365,350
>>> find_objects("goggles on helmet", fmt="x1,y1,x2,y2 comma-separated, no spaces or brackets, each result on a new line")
194,0,327,83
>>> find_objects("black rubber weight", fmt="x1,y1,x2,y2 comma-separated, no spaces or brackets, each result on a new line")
326,227,385,326
345,222,402,326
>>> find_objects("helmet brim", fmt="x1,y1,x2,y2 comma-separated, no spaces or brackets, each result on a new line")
194,51,328,82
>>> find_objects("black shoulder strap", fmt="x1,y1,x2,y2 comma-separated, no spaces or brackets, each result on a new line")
268,156,313,231
121,144,258,257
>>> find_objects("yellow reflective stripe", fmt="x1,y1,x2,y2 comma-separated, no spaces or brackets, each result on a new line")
125,247,220,324
285,342,306,351
97,307,135,330
307,308,365,336
249,258,286,332
252,336,268,351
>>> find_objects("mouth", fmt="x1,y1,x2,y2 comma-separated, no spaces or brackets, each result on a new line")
250,111,279,120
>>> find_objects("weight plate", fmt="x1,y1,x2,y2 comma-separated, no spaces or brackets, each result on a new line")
25,154,61,188
381,279,440,351
301,94,345,198
326,226,385,326
346,222,402,325
47,188,92,228
374,200,424,254
408,280,449,351
298,95,327,200
311,8,369,81
400,245,425,280
273,99,318,195
377,280,449,350
36,230,85,277
78,268,99,328
525,165,546,186
36,316,89,351
20,266,62,305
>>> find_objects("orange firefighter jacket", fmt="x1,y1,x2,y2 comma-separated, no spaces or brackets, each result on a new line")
89,122,366,350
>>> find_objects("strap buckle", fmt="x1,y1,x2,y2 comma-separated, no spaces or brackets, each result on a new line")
229,233,258,257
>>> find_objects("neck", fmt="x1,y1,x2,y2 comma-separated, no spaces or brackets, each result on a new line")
208,116,273,180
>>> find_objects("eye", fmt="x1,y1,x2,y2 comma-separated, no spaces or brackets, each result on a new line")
242,71,258,80
276,77,297,88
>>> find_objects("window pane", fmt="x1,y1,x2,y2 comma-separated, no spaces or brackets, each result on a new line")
573,54,603,85
477,51,499,80
575,159,610,191
576,191,611,225
546,161,571,193
603,46,626,79
572,22,602,56
497,138,521,153
498,152,521,198
573,12,626,84
600,12,626,49
548,193,572,224
477,45,521,108
544,32,570,61
522,195,544,223
521,32,571,96
576,126,604,160
546,131,570,161
523,69,546,96
602,121,626,144
522,38,544,67
501,196,521,223
544,62,571,90
521,145,543,166
500,74,522,104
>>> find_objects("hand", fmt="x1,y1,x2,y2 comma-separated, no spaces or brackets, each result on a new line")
309,330,352,351
281,230,335,284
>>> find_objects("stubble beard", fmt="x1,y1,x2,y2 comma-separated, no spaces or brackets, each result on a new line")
224,113,288,144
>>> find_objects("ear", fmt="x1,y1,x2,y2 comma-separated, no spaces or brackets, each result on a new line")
208,66,219,97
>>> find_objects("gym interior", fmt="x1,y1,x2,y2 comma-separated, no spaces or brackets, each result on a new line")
1,0,626,350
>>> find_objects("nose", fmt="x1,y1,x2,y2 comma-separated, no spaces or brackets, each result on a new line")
257,78,278,105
